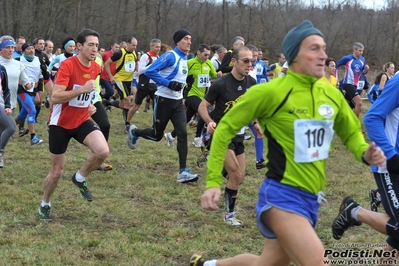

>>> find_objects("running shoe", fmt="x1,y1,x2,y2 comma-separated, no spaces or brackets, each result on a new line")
127,124,139,149
192,137,203,148
38,205,52,222
189,120,198,128
369,189,382,212
0,152,4,168
19,128,29,137
224,211,243,226
97,162,113,171
331,196,361,240
177,168,199,183
102,99,111,107
244,133,251,140
164,132,176,147
71,174,93,201
31,134,43,145
256,158,266,170
189,254,205,266
45,95,50,108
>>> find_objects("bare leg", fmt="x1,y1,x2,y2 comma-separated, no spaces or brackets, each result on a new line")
224,151,245,190
126,104,141,123
357,208,390,234
263,208,329,266
27,123,36,134
79,130,109,177
42,153,65,203
215,238,291,266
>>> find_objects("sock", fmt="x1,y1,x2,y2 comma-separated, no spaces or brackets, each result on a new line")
75,171,86,182
31,133,35,140
123,109,129,124
351,206,361,221
225,187,238,213
41,201,51,207
204,260,217,266
35,105,41,121
376,191,381,201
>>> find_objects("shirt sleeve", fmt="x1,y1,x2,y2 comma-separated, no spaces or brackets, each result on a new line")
54,59,72,87
1,65,11,109
204,77,225,106
48,55,60,72
144,52,176,87
137,53,150,75
110,50,122,62
364,76,399,160
219,51,232,73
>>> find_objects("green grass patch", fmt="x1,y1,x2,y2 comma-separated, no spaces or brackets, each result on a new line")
0,101,386,265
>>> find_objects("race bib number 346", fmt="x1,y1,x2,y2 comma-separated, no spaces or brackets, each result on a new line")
294,119,334,163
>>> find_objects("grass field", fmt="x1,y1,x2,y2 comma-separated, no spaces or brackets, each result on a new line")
0,99,388,265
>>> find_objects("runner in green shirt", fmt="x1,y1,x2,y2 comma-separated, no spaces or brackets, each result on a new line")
190,20,385,266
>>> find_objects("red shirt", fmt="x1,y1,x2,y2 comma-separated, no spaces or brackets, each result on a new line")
49,56,101,129
100,50,115,80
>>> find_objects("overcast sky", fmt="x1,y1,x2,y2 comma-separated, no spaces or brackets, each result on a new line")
310,0,385,9
214,0,385,10
363,0,385,9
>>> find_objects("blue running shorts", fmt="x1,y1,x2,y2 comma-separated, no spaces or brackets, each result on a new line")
256,178,322,239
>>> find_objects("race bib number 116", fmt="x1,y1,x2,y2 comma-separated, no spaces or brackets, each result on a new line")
69,84,93,108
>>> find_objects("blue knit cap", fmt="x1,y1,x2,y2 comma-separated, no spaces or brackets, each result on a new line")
282,20,324,66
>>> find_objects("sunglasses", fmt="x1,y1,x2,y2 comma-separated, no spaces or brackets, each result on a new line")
237,58,251,64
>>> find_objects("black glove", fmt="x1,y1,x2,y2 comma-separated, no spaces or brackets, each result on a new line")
387,154,399,174
168,81,184,91
186,74,194,86
40,64,47,72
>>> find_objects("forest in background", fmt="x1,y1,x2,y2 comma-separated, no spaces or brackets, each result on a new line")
0,0,397,69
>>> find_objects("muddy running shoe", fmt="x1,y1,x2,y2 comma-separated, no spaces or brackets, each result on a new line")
369,189,382,212
38,205,52,222
177,168,199,183
331,196,361,240
71,174,93,202
224,211,243,226
256,158,266,170
31,134,43,145
127,124,139,149
192,137,203,148
189,254,205,266
164,132,176,148
19,128,29,137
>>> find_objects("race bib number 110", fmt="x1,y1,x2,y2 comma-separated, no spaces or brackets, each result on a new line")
294,119,334,163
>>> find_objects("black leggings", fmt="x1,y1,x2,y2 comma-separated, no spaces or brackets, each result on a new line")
374,172,399,249
92,101,111,141
136,96,188,169
171,95,205,138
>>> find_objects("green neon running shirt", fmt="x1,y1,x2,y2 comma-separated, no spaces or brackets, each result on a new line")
187,56,218,99
206,70,369,194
